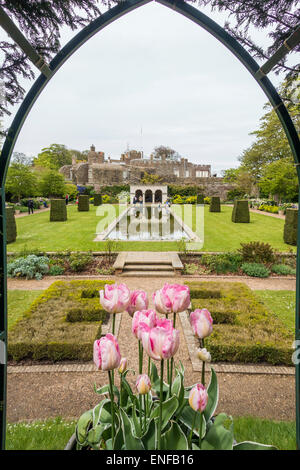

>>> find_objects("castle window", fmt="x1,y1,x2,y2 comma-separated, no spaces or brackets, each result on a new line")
174,169,179,177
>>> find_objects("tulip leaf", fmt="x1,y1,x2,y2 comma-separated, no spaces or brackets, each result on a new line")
201,413,234,450
150,396,179,431
178,406,206,438
121,375,138,408
113,425,125,450
119,407,145,450
132,401,142,437
171,371,184,408
142,418,158,450
203,367,218,422
150,362,169,399
233,441,277,450
94,384,120,402
161,421,189,450
92,399,113,426
76,409,93,445
87,423,110,448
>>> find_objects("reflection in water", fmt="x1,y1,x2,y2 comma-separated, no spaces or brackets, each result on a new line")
106,206,190,241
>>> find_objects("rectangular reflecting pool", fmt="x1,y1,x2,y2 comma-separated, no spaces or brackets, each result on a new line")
105,206,191,241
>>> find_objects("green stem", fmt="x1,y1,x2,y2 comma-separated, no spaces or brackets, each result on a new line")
189,412,197,449
199,412,203,449
169,357,174,396
139,395,143,431
143,394,147,432
201,338,205,387
167,359,170,384
138,340,143,375
108,370,115,444
112,313,116,335
173,312,177,328
158,359,164,450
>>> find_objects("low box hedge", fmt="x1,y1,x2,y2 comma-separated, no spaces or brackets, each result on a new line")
6,207,17,243
78,195,90,212
50,199,67,222
232,200,250,223
189,288,221,299
284,209,298,245
209,196,221,212
66,307,108,323
8,279,113,362
93,194,102,206
186,281,293,365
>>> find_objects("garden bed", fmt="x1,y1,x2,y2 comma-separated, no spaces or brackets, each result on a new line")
8,280,113,362
186,281,294,365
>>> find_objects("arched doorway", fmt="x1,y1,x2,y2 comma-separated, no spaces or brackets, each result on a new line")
145,189,153,203
0,0,299,450
135,189,143,203
155,189,162,203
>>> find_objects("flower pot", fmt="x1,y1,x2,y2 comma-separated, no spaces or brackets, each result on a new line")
64,433,77,450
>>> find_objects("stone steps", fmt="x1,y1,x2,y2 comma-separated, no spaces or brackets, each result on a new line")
121,270,175,277
113,251,183,276
123,264,173,271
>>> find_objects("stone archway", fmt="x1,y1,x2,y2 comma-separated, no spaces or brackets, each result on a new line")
145,189,153,203
155,189,163,203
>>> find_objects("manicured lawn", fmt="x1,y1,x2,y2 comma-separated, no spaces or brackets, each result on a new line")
254,290,295,333
8,290,42,330
7,203,295,253
5,416,295,450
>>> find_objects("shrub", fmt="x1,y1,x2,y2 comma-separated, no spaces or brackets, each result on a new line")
93,193,102,206
50,199,67,222
197,194,204,204
69,252,93,272
78,194,90,211
49,265,65,276
191,299,237,324
6,206,17,243
271,264,296,276
209,196,221,212
102,194,111,204
184,263,198,275
283,209,298,245
189,288,221,299
204,197,211,204
81,288,99,299
18,206,29,213
7,254,50,279
241,262,270,278
231,200,250,223
66,307,107,323
238,241,275,264
201,253,242,274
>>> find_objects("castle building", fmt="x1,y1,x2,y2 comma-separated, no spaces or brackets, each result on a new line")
59,145,234,198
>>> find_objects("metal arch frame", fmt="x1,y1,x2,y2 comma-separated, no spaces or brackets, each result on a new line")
0,0,299,450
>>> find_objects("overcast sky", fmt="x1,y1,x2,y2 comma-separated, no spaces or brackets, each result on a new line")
2,1,294,175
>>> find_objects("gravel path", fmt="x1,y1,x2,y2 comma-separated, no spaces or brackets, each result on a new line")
6,275,296,423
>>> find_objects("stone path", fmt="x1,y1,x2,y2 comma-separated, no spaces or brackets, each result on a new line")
249,208,285,219
6,275,296,422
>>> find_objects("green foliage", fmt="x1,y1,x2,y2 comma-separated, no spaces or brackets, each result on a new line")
141,171,163,184
65,183,78,201
6,207,17,243
48,265,65,276
69,252,93,272
283,209,298,245
238,241,275,264
231,200,250,223
66,307,107,323
168,185,202,197
271,264,296,276
201,253,242,274
7,254,49,279
241,262,270,278
258,204,279,214
50,199,67,222
78,194,90,212
34,144,72,170
8,280,113,362
209,196,220,212
187,281,293,365
259,157,298,201
197,194,204,204
93,193,102,206
6,163,39,201
40,170,66,198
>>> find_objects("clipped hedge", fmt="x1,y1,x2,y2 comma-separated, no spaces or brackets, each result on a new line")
232,200,250,223
209,196,221,212
186,281,293,365
6,207,17,243
66,307,108,323
284,209,298,245
50,199,67,222
78,194,90,212
93,193,102,206
189,288,221,299
8,279,113,362
196,194,204,205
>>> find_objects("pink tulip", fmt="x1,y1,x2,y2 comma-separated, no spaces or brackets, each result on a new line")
100,283,130,314
140,318,180,361
188,384,208,412
127,290,149,317
190,309,213,339
118,357,128,374
132,309,158,340
136,374,152,395
93,334,121,371
153,283,190,314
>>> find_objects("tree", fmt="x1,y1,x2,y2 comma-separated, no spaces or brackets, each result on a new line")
152,145,181,161
33,143,72,170
5,163,38,201
10,151,33,166
258,157,298,202
198,1,299,88
141,171,163,184
0,0,103,117
222,167,256,195
39,170,66,198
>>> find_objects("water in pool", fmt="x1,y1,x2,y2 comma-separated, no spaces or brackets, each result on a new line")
105,206,190,241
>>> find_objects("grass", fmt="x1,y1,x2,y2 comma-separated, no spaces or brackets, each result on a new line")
7,203,296,253
8,290,42,330
254,290,295,333
5,416,295,450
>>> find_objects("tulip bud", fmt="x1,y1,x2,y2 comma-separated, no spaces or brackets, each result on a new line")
127,290,149,317
190,309,213,339
140,318,180,361
136,374,151,395
188,384,208,412
93,334,121,371
100,283,130,314
132,309,157,340
197,348,211,362
118,357,128,374
153,283,190,314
